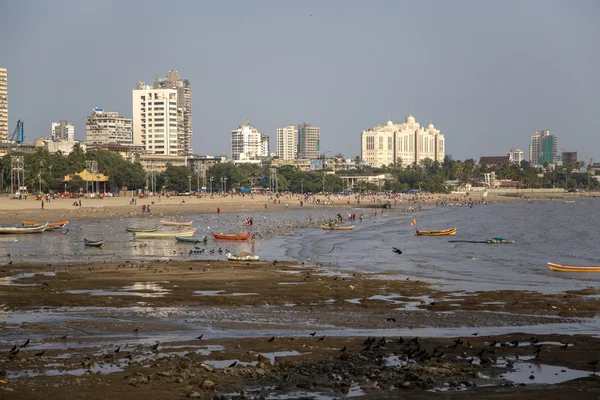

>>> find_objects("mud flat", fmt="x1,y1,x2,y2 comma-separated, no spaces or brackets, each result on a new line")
1,261,600,399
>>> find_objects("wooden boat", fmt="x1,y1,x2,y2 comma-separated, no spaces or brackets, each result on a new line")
212,233,251,240
547,262,600,272
226,252,260,261
321,225,355,231
84,238,104,247
416,227,457,236
125,226,158,233
23,220,69,230
160,220,193,226
135,228,196,238
175,235,206,243
0,224,47,234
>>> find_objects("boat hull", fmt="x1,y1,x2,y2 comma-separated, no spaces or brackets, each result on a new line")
135,228,196,238
23,221,68,230
125,227,158,233
547,262,600,272
212,233,251,240
321,225,355,231
0,224,47,234
84,238,103,247
160,220,193,226
416,228,457,236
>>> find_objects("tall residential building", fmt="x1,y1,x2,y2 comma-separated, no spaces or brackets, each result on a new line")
529,130,557,166
51,120,75,142
297,123,320,159
562,151,578,168
132,84,178,155
86,108,133,146
261,133,270,156
276,125,298,161
154,71,192,155
506,148,524,165
0,68,7,141
231,120,268,160
361,113,445,168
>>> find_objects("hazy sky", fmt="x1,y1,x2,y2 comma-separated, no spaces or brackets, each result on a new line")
1,0,599,161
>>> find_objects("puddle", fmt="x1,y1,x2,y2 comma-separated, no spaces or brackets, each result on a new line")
193,290,259,296
258,350,306,363
315,270,354,279
276,270,304,275
278,282,307,285
501,362,590,384
0,271,56,286
203,359,256,368
346,298,362,304
66,289,168,298
121,282,171,293
283,303,296,307
7,363,123,379
480,302,506,306
384,355,408,367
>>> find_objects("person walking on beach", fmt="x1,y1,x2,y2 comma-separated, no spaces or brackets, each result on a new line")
79,199,82,207
217,207,221,214
41,200,44,209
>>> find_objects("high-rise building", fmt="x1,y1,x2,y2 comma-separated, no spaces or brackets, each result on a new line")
132,84,178,155
297,123,320,159
562,151,578,168
0,68,7,142
231,120,268,160
86,108,133,146
529,130,557,166
276,125,298,161
506,148,524,165
51,120,75,142
154,71,192,155
261,133,270,156
361,113,445,168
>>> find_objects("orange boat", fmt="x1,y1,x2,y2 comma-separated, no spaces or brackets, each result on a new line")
212,233,251,240
23,220,69,230
547,262,600,273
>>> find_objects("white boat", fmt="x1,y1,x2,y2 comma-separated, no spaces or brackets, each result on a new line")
226,252,260,261
0,223,47,234
160,220,193,226
135,228,196,238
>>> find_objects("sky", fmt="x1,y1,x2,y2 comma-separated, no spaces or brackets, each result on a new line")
1,0,599,162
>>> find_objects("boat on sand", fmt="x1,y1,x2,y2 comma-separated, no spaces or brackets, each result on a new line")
135,228,196,238
0,224,47,234
125,226,157,233
416,227,457,236
547,262,600,272
84,238,104,247
212,233,251,240
321,225,355,231
160,220,193,226
23,221,68,230
226,252,260,261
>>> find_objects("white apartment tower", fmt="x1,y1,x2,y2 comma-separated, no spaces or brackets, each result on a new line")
297,123,320,159
276,125,297,161
506,148,524,165
361,113,445,168
153,71,193,155
132,84,178,155
0,68,7,141
231,120,268,160
51,120,75,142
85,108,133,146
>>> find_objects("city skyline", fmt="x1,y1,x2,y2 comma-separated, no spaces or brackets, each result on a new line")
1,1,599,160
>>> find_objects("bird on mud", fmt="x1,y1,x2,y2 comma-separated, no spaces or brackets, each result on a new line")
151,343,160,351
20,339,30,348
310,332,316,337
196,334,203,340
267,336,275,343
386,317,396,322
318,335,326,341
339,346,347,353
9,345,17,354
228,361,237,368
392,247,402,255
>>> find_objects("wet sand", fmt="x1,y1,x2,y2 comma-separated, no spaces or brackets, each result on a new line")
1,260,600,399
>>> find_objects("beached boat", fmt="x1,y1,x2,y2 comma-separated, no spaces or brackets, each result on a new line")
0,224,47,234
175,235,206,243
84,238,104,247
416,227,457,236
125,226,158,233
160,220,193,226
547,262,600,272
321,225,355,231
562,200,576,204
212,233,251,240
135,228,196,238
23,220,68,230
226,252,260,261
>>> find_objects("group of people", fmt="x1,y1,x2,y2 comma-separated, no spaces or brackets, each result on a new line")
243,217,254,225
141,204,152,213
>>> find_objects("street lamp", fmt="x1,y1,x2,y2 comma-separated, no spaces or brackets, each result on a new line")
38,172,41,194
321,151,330,193
187,175,191,194
224,177,228,193
301,179,304,194
209,176,213,195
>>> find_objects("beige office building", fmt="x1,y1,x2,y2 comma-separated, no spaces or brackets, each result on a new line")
0,68,7,141
361,113,445,168
132,85,178,155
86,108,133,146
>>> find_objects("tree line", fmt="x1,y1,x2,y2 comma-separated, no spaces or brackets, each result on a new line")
0,147,596,194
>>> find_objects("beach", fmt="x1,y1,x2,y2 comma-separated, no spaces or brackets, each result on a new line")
1,194,599,399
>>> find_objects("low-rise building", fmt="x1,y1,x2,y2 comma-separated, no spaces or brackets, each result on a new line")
86,108,133,146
